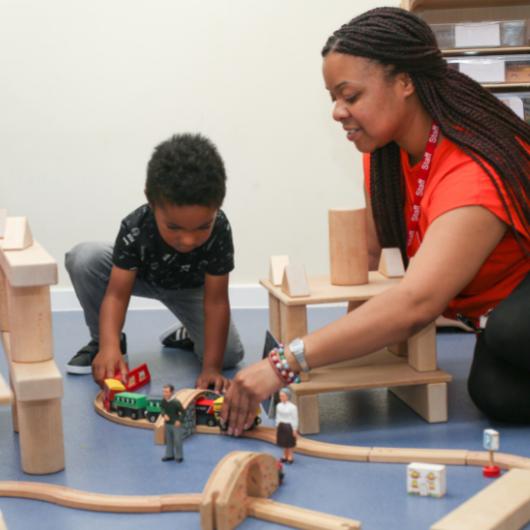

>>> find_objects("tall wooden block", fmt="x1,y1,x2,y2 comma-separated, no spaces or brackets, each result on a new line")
268,294,281,340
0,268,8,332
390,383,448,423
7,285,53,363
269,255,290,286
17,398,65,474
281,265,310,298
378,248,405,278
408,322,437,372
279,305,308,345
0,217,33,251
291,393,320,434
0,373,12,405
328,208,368,286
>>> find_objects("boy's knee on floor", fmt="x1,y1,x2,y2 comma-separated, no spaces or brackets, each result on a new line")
65,242,109,276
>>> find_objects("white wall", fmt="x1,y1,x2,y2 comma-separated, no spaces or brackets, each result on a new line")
1,0,397,288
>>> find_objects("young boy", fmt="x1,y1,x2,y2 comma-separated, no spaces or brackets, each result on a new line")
65,133,244,392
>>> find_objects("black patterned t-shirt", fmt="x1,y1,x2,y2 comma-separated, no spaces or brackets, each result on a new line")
112,204,234,289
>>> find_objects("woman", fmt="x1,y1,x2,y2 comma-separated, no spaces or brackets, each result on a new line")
275,388,298,464
222,7,530,435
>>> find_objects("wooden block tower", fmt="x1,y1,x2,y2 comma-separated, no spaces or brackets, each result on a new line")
0,212,65,474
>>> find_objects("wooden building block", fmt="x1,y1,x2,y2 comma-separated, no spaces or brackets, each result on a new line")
388,342,408,357
18,398,65,474
0,268,8,332
431,469,530,530
247,498,361,530
291,393,320,434
328,208,368,286
389,383,448,423
378,247,405,278
407,322,437,372
369,447,468,465
268,294,281,340
7,285,53,363
269,255,290,286
0,217,33,251
281,264,310,298
0,373,12,405
154,415,165,445
0,209,6,238
279,304,308,345
11,359,63,401
0,241,58,287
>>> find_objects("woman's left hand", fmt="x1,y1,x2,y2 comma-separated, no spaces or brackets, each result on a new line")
221,358,282,436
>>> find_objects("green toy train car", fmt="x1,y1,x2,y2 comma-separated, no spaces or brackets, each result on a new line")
112,392,162,422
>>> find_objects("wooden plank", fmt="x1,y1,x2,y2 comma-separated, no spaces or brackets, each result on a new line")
7,285,53,363
408,322,437,371
389,383,448,423
431,469,530,530
0,217,32,251
292,350,451,397
18,398,65,474
369,447,467,465
11,359,63,401
0,241,57,287
260,272,400,306
248,498,361,530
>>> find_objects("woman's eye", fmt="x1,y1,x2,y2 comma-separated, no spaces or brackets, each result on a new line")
345,94,358,104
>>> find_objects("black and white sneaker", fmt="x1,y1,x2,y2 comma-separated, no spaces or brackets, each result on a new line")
159,324,194,351
66,334,127,375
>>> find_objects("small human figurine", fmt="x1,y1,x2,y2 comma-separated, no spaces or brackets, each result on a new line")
275,387,298,464
160,384,185,463
483,428,501,478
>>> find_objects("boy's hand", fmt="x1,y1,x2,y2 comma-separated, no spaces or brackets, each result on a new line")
195,369,230,394
92,349,128,387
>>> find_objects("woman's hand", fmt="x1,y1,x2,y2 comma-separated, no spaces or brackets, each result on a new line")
221,358,282,436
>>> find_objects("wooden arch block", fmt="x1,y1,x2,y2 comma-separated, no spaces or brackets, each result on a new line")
281,264,310,298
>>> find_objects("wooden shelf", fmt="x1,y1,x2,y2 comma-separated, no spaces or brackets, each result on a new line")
484,82,530,91
405,0,530,11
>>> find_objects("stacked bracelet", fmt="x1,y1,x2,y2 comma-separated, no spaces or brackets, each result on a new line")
268,345,301,385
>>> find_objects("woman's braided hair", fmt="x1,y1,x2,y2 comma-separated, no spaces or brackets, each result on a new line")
322,7,530,263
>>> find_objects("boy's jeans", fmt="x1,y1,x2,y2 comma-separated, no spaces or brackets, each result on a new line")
65,242,244,368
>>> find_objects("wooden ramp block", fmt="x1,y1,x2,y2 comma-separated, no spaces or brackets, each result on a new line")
378,247,405,278
0,217,33,251
248,498,361,530
0,209,6,238
11,359,63,401
18,398,65,474
281,264,310,298
7,285,53,363
408,322,437,372
0,241,58,287
389,383,448,423
0,373,12,405
269,255,290,286
431,469,530,530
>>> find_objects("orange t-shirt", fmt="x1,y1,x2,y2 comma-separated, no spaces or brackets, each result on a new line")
363,138,530,319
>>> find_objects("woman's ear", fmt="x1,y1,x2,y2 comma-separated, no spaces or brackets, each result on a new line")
396,72,416,98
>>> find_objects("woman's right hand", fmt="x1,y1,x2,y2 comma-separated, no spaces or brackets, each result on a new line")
221,358,283,437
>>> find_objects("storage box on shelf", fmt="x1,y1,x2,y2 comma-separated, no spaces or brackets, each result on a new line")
496,91,530,123
446,54,530,84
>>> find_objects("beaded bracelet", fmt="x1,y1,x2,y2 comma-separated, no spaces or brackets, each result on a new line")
268,345,301,385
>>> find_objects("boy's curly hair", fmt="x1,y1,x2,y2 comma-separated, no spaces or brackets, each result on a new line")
146,133,226,208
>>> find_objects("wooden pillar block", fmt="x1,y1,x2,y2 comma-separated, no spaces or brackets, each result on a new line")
389,383,448,423
7,285,53,363
279,305,308,345
17,398,65,474
11,359,63,401
154,416,165,445
292,393,320,434
408,322,437,372
328,208,368,286
268,295,281,341
269,256,289,286
0,268,8,332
